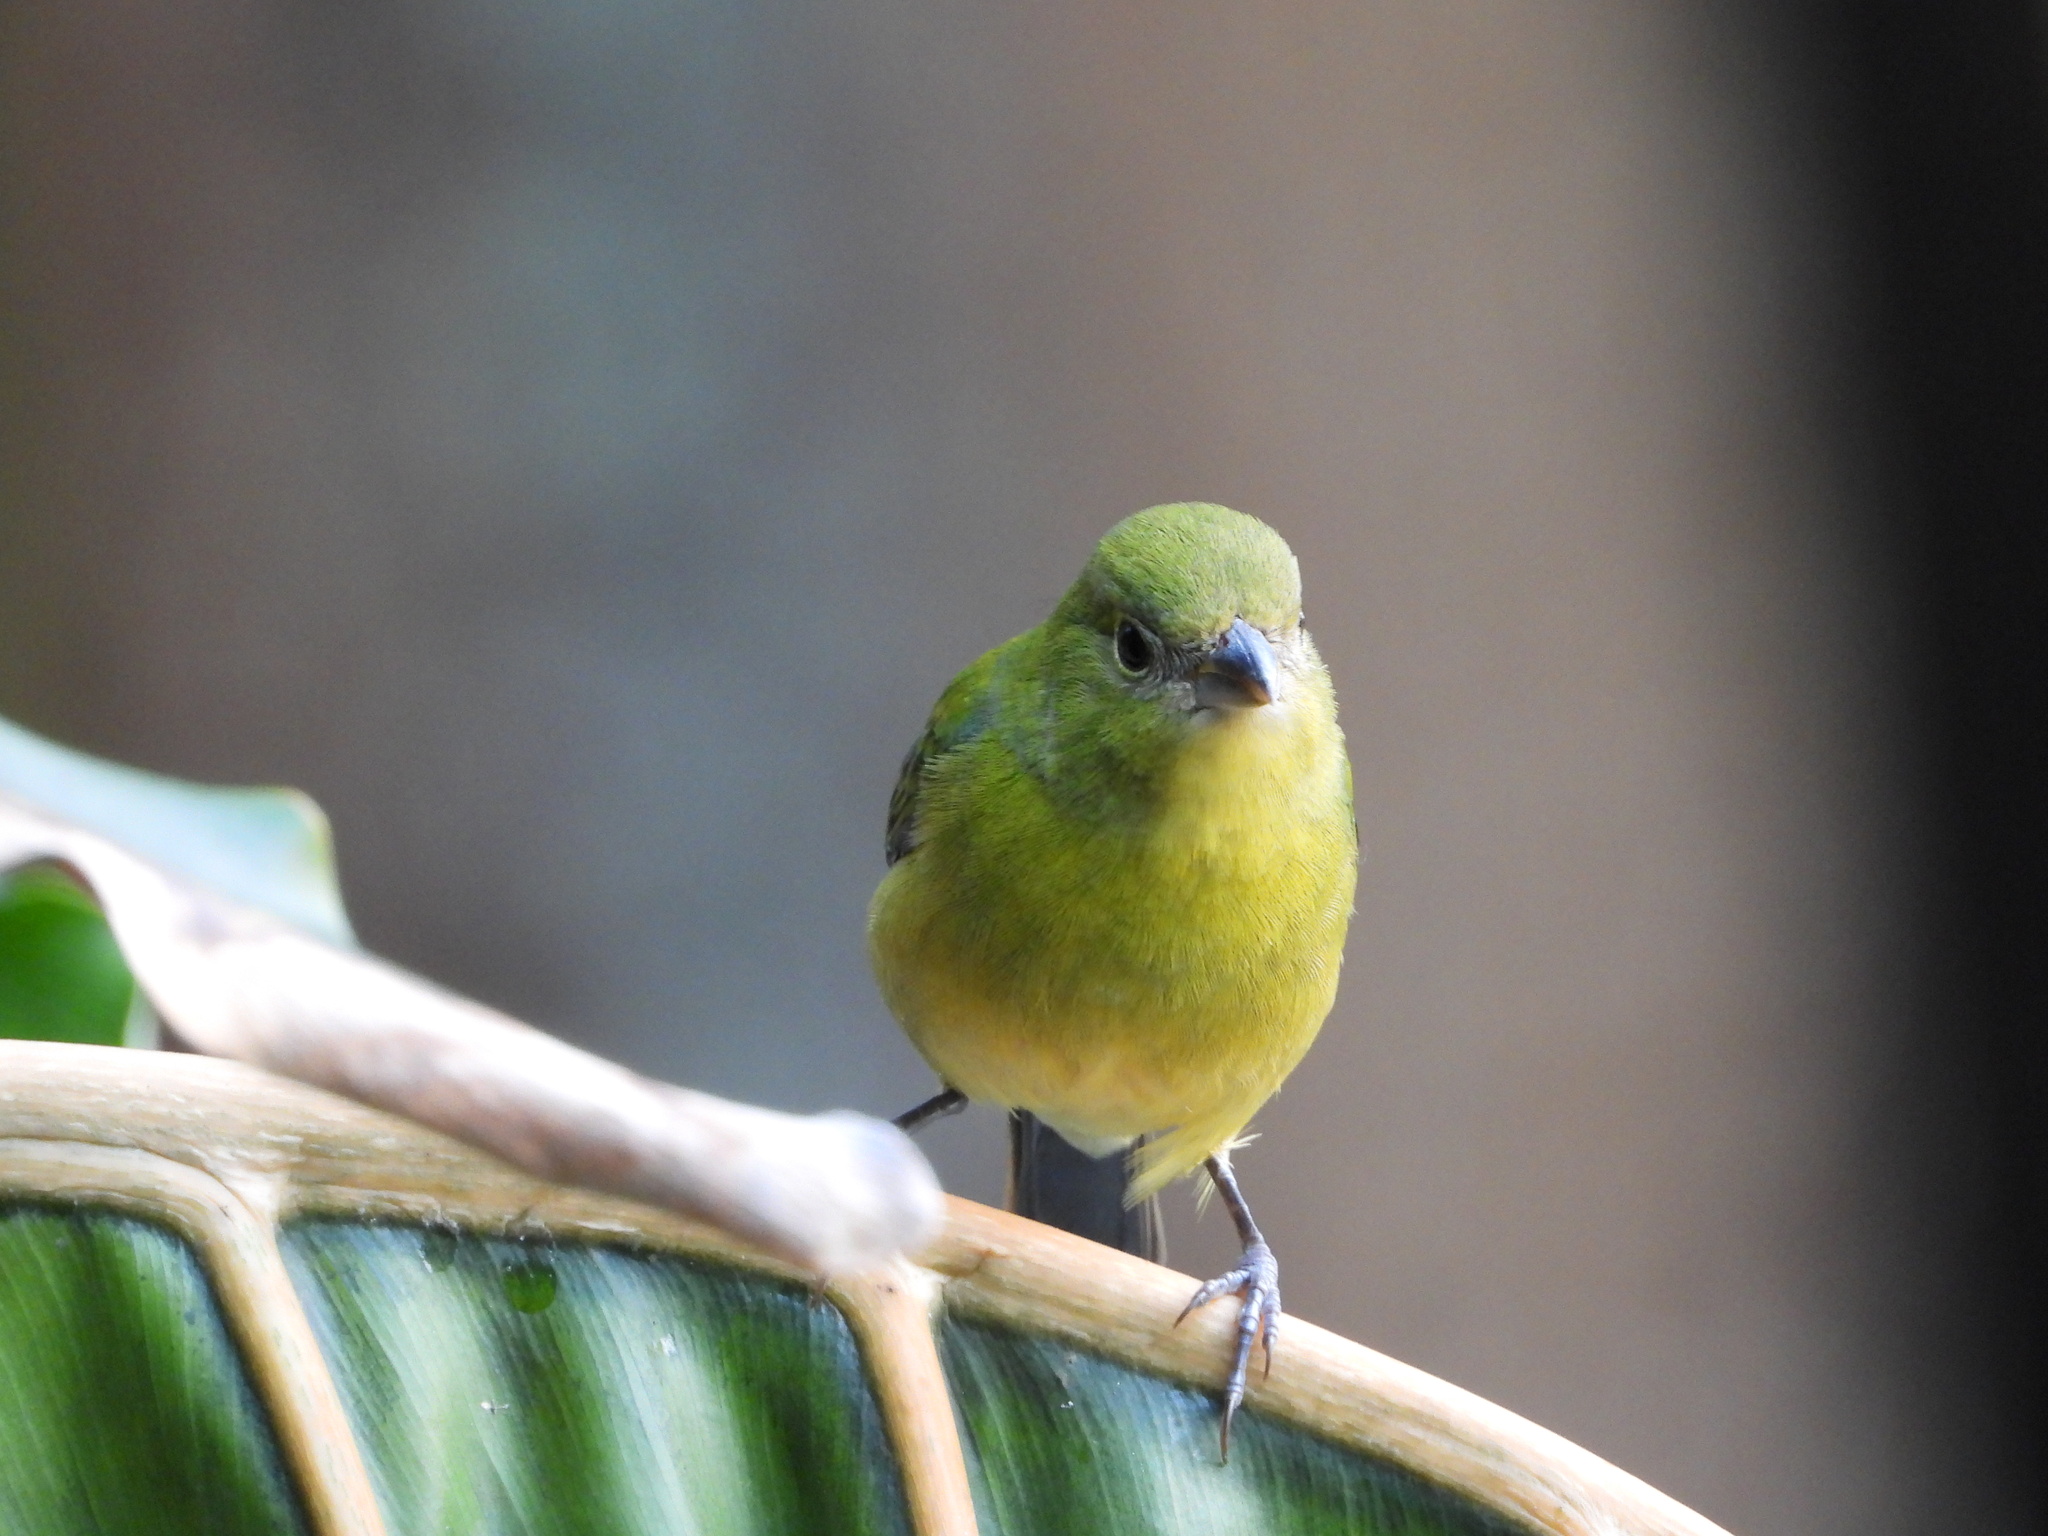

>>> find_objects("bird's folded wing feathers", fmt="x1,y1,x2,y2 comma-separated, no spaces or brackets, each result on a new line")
885,643,1006,866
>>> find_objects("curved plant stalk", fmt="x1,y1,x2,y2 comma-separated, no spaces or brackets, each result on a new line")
0,788,941,1276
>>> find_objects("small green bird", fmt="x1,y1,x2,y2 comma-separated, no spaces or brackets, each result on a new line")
871,503,1357,1449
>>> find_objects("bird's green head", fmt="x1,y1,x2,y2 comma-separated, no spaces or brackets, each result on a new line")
1026,503,1325,803
1070,502,1300,639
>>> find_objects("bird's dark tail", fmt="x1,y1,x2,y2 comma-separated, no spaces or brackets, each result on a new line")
1008,1111,1164,1263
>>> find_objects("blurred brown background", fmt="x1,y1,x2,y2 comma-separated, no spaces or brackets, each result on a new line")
5,5,2047,1533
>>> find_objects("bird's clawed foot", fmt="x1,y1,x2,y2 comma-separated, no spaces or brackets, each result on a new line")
1175,1237,1281,1459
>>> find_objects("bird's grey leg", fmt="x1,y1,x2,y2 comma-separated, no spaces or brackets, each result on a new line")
1175,1154,1280,1460
893,1086,968,1134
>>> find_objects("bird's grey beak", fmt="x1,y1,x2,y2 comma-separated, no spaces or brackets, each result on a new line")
1194,618,1277,709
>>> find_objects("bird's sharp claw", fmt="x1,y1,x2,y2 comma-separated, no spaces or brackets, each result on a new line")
1174,1275,1234,1328
1176,1240,1281,1462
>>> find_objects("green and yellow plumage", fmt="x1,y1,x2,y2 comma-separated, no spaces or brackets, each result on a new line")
869,503,1356,1202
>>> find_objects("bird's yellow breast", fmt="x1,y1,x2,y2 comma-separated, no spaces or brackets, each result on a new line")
869,674,1355,1195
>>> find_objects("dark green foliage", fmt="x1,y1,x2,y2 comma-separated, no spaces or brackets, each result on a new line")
0,868,135,1045
941,1316,1531,1536
0,1203,310,1535
281,1220,912,1536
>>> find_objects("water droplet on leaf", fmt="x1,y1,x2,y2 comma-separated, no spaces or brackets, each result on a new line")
502,1257,557,1313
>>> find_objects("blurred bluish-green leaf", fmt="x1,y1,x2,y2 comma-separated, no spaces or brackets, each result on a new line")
0,713,356,1043
0,714,353,947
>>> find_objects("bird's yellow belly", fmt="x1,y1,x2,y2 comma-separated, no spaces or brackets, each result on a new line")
870,711,1354,1187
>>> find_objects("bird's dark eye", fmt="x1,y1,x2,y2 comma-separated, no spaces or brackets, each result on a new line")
1115,618,1156,675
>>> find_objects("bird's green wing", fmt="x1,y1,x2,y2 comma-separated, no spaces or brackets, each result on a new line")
885,645,1004,866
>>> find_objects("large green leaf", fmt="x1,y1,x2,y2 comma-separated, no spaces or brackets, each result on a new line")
281,1219,912,1536
0,715,352,948
0,1052,1728,1536
0,1202,310,1536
